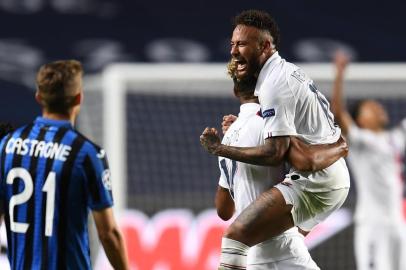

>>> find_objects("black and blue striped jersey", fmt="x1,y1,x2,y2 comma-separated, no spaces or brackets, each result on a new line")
0,117,114,270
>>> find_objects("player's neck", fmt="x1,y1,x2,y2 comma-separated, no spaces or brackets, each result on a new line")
240,97,259,105
42,111,76,126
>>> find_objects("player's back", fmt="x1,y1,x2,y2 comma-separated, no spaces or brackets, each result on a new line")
0,117,113,270
219,103,282,214
255,52,350,192
256,52,341,145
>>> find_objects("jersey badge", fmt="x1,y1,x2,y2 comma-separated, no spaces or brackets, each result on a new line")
102,169,112,190
262,108,275,118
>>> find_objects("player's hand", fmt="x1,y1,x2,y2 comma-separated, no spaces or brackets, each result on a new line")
222,115,237,134
336,135,349,157
334,51,349,72
200,127,221,155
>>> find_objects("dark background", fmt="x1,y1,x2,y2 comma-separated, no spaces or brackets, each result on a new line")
1,0,405,126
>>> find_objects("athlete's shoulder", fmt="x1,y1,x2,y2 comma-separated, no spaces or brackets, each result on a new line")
0,124,31,145
74,131,106,159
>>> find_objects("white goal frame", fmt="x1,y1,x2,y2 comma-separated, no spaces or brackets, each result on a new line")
99,63,406,212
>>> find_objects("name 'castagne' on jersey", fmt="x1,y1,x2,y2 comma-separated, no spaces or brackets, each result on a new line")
5,138,71,161
0,117,113,270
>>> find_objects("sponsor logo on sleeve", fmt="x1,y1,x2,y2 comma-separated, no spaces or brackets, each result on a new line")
262,108,275,118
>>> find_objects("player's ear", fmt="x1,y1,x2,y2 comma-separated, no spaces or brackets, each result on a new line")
72,92,83,106
35,90,43,105
261,39,272,55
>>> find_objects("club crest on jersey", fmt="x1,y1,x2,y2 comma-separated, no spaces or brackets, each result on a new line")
102,169,112,190
97,149,106,159
261,108,275,118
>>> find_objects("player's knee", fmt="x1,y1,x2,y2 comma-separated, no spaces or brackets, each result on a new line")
224,221,251,246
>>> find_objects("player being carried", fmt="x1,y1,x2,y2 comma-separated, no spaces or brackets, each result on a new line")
215,60,350,269
200,10,350,270
331,51,406,270
0,60,129,270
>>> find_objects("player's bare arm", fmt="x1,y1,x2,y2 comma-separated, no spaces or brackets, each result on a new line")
202,126,347,171
215,186,235,221
330,51,353,135
220,116,347,171
93,208,129,270
200,127,290,166
288,136,348,171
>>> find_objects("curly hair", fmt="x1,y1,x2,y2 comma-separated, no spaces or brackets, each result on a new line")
227,61,257,100
233,9,280,50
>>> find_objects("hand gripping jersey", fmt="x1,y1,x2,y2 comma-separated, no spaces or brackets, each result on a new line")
0,117,113,270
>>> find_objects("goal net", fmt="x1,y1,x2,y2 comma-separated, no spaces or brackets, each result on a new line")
78,63,406,270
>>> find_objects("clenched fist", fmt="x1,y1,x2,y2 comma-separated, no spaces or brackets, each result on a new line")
200,127,221,155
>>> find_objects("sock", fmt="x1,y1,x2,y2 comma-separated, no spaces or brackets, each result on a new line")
218,237,249,270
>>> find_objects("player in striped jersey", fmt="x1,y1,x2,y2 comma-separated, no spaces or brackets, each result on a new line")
0,60,129,270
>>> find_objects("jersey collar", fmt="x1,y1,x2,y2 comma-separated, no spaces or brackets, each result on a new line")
254,51,282,96
35,117,73,128
239,103,261,118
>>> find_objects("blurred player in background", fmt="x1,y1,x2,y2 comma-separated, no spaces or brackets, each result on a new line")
0,60,129,270
200,10,350,270
331,52,406,270
216,61,349,269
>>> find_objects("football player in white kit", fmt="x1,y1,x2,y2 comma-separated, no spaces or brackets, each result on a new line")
331,52,406,270
215,62,348,269
200,10,351,270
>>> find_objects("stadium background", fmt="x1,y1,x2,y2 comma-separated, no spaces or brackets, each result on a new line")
1,0,405,269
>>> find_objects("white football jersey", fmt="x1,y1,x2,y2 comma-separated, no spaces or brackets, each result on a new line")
218,103,315,265
254,52,350,192
255,52,340,145
218,103,282,214
348,122,406,224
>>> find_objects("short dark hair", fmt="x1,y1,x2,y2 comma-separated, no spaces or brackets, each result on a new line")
36,60,83,114
234,10,280,50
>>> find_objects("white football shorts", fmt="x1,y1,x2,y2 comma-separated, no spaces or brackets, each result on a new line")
275,169,349,231
247,227,320,270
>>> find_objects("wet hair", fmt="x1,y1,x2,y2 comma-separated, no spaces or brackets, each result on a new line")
233,9,280,50
0,122,14,139
36,60,83,114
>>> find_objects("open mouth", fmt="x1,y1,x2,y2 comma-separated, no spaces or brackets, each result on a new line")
234,59,247,72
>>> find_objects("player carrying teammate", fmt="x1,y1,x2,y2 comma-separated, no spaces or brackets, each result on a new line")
331,52,406,270
200,10,350,270
216,61,347,269
0,60,129,270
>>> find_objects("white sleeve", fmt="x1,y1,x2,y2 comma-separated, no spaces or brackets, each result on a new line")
218,158,230,189
260,81,296,139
